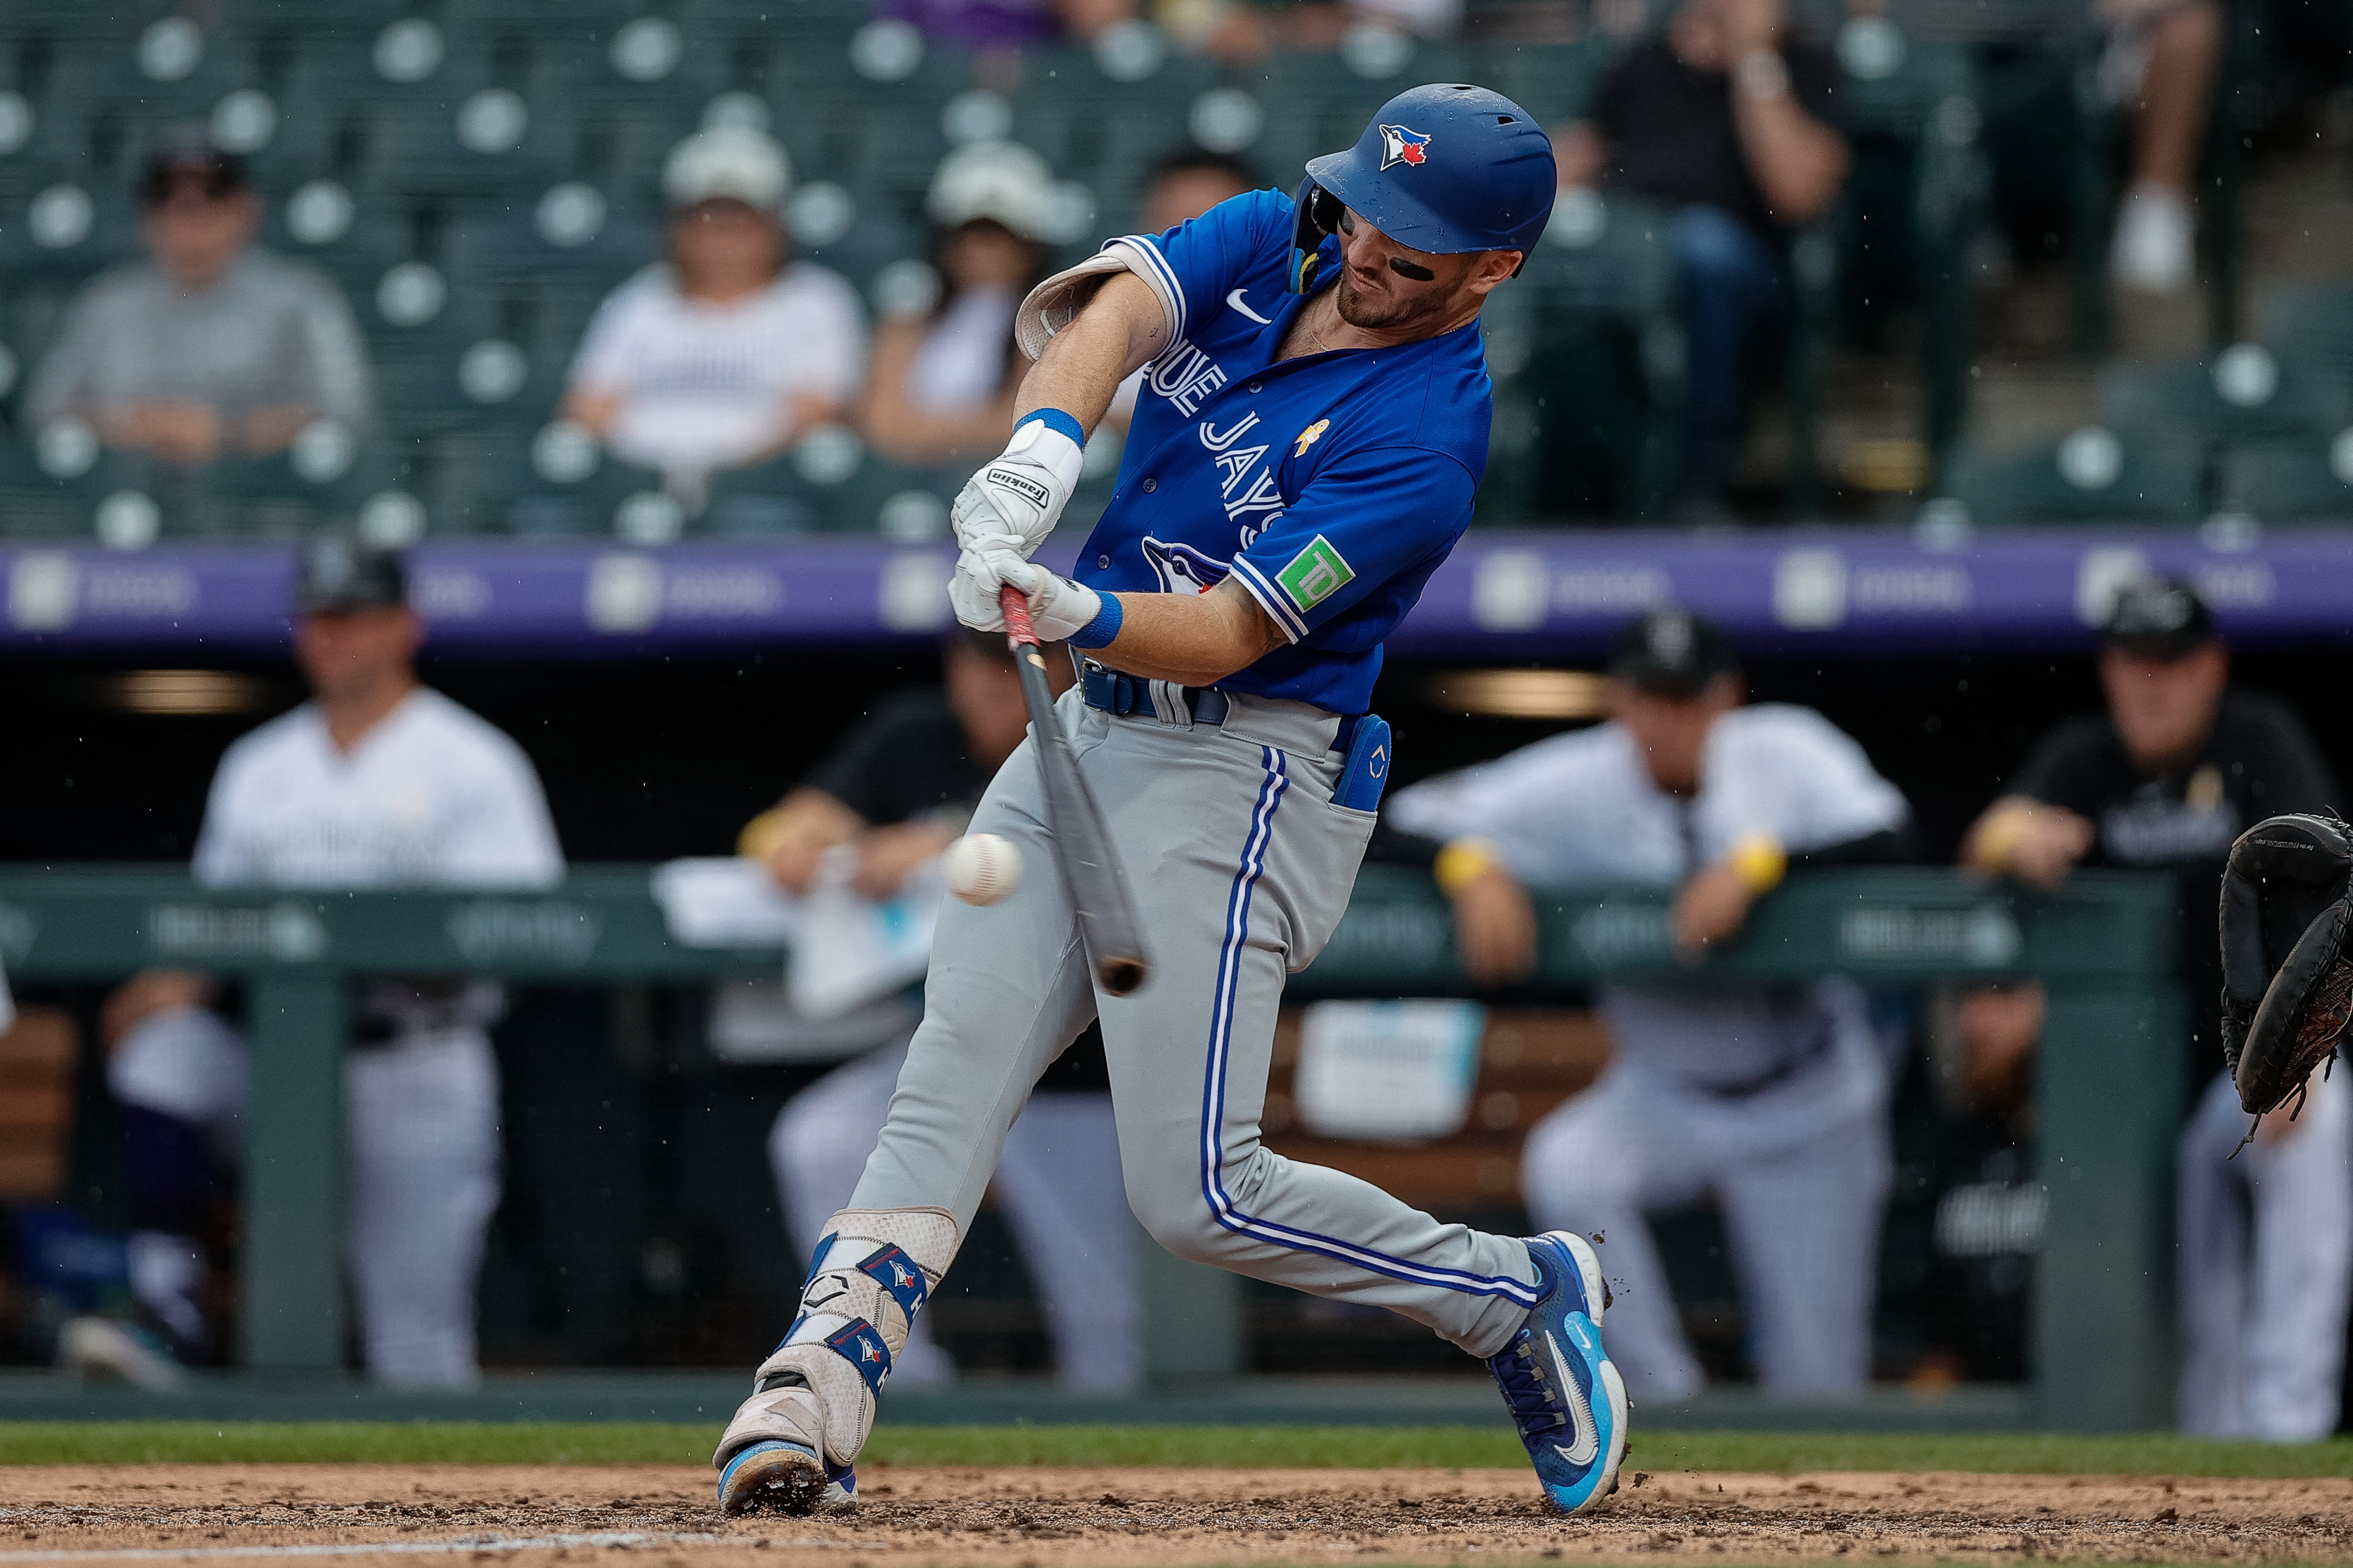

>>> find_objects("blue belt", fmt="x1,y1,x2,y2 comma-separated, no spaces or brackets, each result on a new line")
1081,667,1362,753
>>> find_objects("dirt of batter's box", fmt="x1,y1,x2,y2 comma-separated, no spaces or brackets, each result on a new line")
0,1464,2348,1565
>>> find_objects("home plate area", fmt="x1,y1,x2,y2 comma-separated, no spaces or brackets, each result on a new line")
2,1465,2350,1565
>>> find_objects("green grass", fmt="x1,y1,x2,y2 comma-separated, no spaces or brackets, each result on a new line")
0,1424,2349,1476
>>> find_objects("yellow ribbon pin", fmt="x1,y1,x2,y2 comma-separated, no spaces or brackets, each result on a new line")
1292,419,1330,458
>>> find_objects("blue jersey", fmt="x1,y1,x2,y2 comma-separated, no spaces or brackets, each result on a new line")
1073,187,1491,715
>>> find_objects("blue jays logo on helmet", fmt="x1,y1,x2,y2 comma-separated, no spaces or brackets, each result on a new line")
1378,123,1432,170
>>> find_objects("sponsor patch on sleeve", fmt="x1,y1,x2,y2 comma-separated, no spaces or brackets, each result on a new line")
1274,534,1356,613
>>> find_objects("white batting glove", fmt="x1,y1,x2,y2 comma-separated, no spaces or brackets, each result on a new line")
951,415,1086,560
949,545,1104,642
949,544,1015,633
1001,558,1105,643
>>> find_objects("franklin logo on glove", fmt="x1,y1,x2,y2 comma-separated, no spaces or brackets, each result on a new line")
986,468,1053,509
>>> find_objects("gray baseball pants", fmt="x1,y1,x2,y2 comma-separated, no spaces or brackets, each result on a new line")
850,683,1541,1358
2177,1063,2352,1440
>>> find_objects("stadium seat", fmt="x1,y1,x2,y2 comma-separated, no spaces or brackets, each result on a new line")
446,195,661,299
0,180,137,286
262,179,406,295
2256,282,2353,406
526,14,726,112
1940,425,2204,525
2215,442,2353,526
375,331,559,444
1503,193,1683,520
0,425,171,546
42,25,260,127
2100,344,2348,449
190,421,391,538
460,419,670,537
1825,27,1984,469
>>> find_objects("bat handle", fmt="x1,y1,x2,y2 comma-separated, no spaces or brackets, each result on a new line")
1000,582,1041,651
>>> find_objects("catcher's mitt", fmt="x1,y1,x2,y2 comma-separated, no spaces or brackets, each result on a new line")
2217,812,2353,1131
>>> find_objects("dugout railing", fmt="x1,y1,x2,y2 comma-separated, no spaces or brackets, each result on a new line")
0,864,2181,1431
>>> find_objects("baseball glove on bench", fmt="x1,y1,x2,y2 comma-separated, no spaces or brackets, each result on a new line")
2217,811,2353,1144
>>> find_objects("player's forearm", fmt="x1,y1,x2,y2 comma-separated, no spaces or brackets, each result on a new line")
1088,579,1286,686
1732,92,1847,223
1012,273,1169,438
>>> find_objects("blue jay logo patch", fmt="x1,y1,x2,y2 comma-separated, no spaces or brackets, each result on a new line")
1379,124,1432,170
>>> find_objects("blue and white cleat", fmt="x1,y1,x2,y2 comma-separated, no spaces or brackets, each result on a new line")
1487,1231,1628,1515
716,1440,856,1516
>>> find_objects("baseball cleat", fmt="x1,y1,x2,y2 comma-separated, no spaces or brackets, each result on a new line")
1486,1231,1628,1515
716,1440,855,1516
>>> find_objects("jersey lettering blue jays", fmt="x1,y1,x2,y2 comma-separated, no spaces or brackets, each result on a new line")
1076,187,1492,714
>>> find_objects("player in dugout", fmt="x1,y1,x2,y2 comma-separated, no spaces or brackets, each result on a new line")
714,85,1633,1519
98,539,563,1387
1386,606,1915,1398
740,628,1139,1394
1957,577,2349,1441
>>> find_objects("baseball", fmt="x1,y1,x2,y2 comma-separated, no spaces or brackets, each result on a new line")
945,832,1022,906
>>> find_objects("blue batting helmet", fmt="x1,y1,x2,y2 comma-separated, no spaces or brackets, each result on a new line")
1287,82,1557,293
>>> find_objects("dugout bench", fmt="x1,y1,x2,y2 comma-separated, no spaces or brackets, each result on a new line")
0,864,2180,1430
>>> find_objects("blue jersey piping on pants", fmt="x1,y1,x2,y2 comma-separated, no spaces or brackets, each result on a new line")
1194,744,1544,1309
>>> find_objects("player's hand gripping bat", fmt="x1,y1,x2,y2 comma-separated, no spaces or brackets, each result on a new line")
999,583,1151,996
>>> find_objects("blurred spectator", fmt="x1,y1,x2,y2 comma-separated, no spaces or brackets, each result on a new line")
859,143,1057,469
1389,607,1913,1396
1956,578,2346,1440
1140,145,1263,233
742,629,1139,1391
880,0,1132,48
2102,0,2220,294
102,540,563,1387
562,128,865,479
1555,0,1847,513
25,140,373,466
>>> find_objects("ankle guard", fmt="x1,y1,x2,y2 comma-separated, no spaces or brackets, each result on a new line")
715,1208,960,1468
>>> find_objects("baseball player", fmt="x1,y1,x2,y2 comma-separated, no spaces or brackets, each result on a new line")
1387,608,1914,1398
714,85,1631,1518
1958,579,2346,1440
103,538,563,1386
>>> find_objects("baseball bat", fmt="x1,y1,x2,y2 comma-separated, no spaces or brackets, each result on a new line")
999,582,1151,996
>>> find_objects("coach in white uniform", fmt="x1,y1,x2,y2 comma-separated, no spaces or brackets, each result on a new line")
108,539,562,1386
1389,607,1912,1398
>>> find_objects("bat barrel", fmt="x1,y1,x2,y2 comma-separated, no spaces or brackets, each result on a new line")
1097,956,1148,997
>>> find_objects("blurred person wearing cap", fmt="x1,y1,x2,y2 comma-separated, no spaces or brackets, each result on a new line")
1956,578,2346,1440
562,127,866,478
97,539,562,1388
1386,607,1914,1397
857,144,1061,469
1553,0,1846,513
25,140,373,467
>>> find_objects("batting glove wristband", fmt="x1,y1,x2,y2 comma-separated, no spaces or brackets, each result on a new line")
951,410,1086,559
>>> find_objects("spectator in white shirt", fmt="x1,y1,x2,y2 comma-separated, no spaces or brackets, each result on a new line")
858,143,1057,469
562,128,865,478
